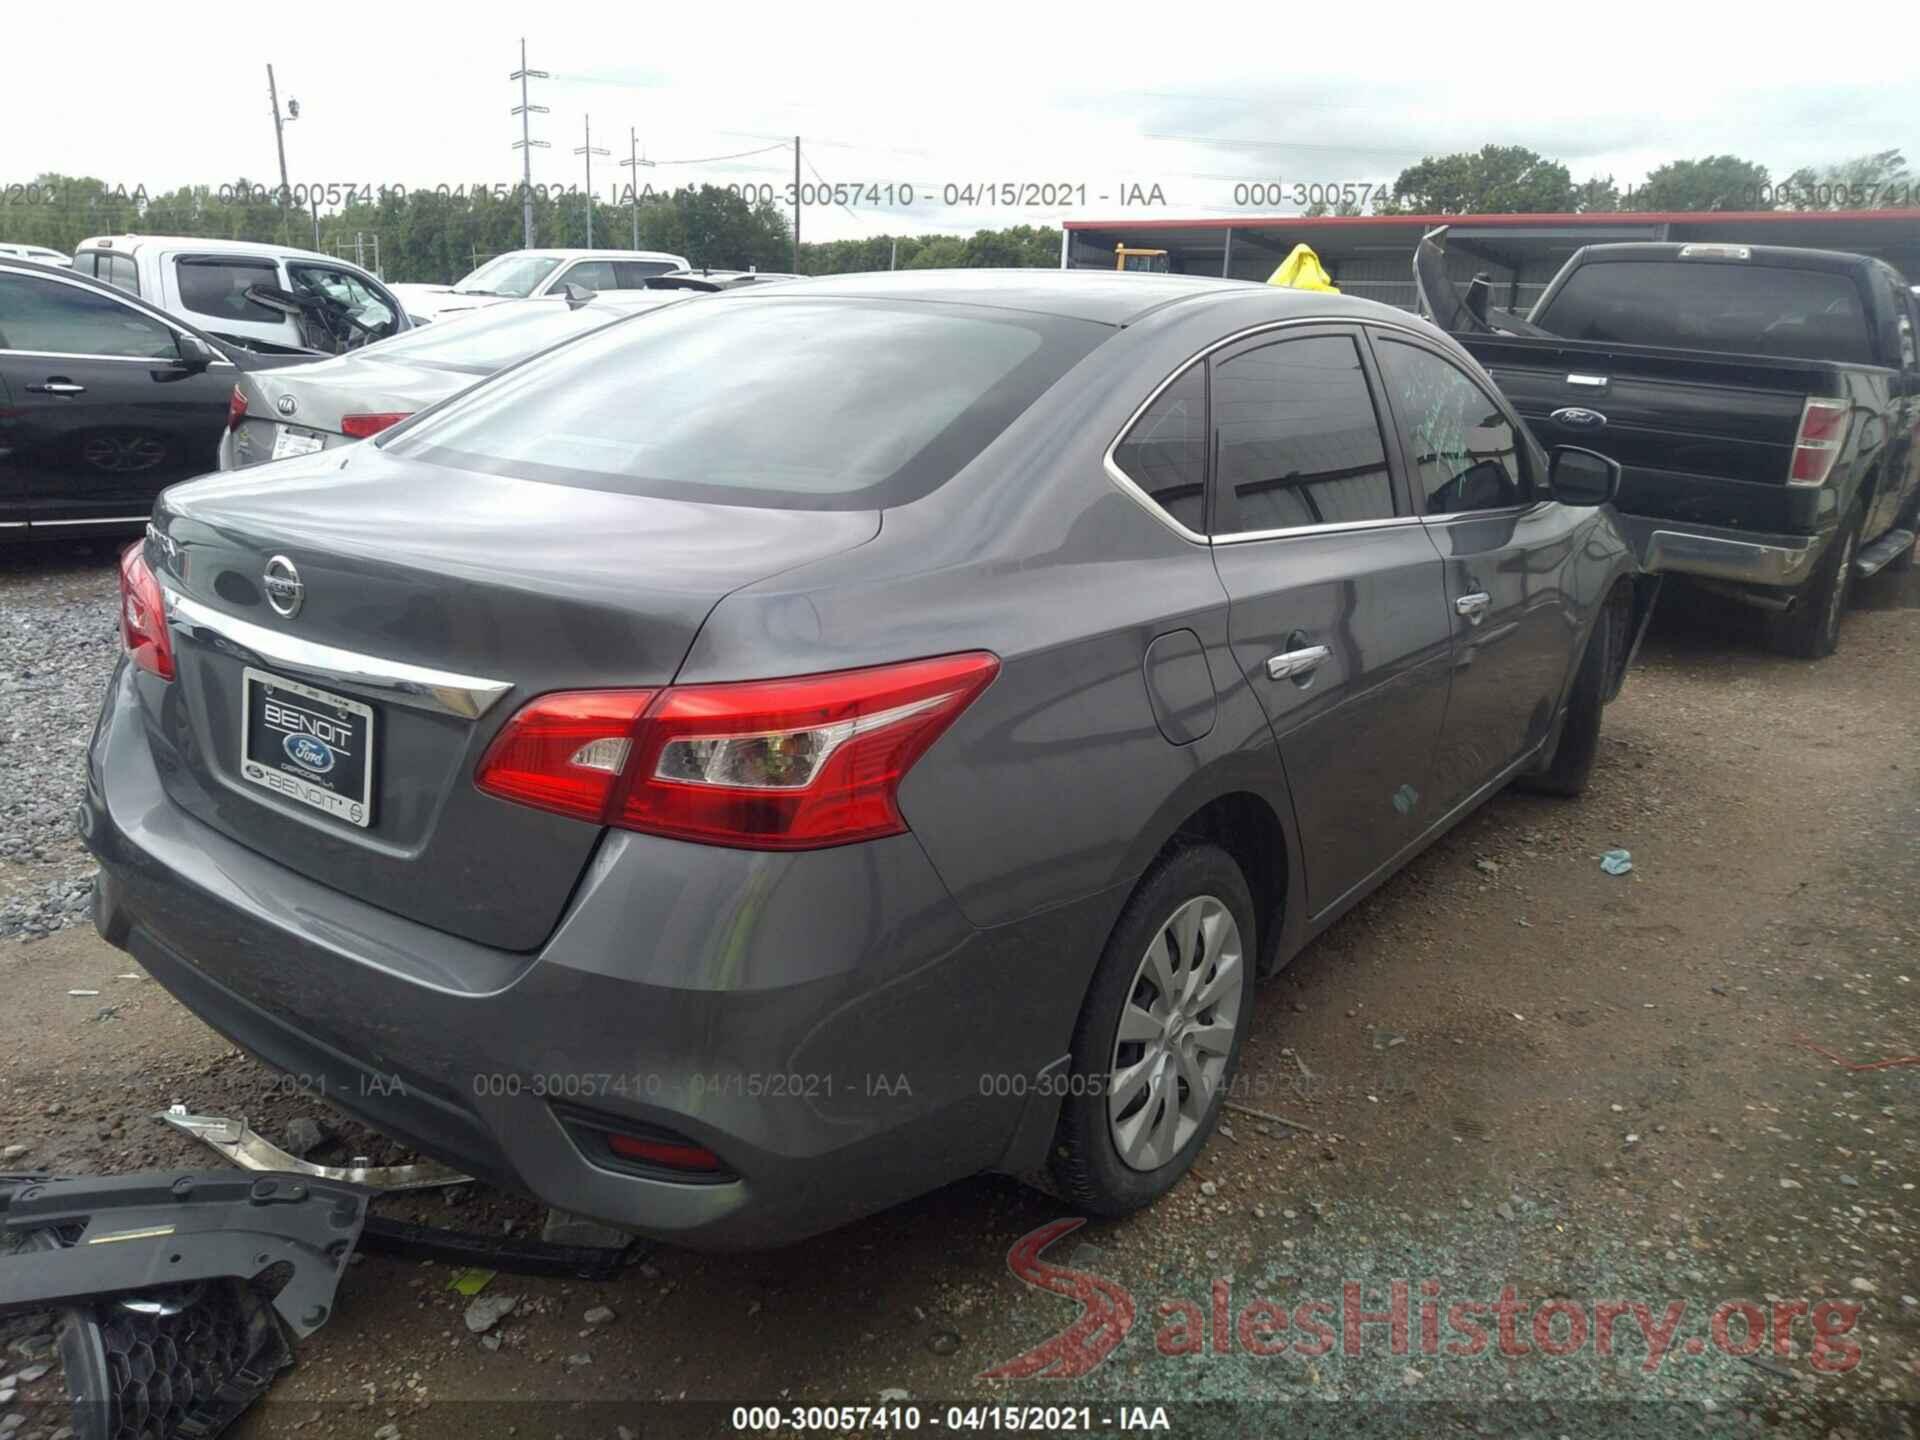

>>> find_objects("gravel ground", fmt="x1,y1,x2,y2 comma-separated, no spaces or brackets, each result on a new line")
1,547,1917,1437
0,544,120,943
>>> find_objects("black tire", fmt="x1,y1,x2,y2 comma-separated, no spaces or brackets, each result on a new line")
1515,598,1612,799
1771,508,1862,659
1050,843,1255,1216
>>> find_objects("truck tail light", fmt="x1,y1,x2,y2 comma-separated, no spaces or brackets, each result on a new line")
1788,398,1849,487
475,652,999,849
340,412,412,440
118,542,175,681
225,385,248,432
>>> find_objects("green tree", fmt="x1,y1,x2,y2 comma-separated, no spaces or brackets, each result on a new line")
1779,149,1910,210
1573,176,1621,213
1390,146,1576,214
1624,155,1772,212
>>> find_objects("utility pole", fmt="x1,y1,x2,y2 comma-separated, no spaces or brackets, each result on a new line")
510,38,550,250
266,65,296,205
573,117,609,249
889,236,897,271
620,127,654,251
791,136,801,272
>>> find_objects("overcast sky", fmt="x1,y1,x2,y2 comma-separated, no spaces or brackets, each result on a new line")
7,0,1918,244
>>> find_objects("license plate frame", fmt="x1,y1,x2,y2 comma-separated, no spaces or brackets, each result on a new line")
271,425,325,461
239,667,375,828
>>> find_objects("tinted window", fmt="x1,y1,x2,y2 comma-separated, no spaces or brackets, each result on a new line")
554,260,618,292
1112,366,1207,533
614,259,678,286
1375,340,1525,515
396,297,1105,509
103,253,138,294
1536,260,1873,364
72,251,99,277
1211,334,1394,533
0,273,176,358
177,257,283,324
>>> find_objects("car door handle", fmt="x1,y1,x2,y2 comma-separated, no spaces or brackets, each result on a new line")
27,380,86,396
1265,645,1331,681
1455,592,1492,624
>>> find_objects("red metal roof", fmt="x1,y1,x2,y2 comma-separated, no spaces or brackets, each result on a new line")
1064,209,1920,233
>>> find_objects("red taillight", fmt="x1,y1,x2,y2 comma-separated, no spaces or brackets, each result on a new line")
118,542,174,682
1789,398,1849,487
472,689,656,822
475,652,999,850
340,412,412,440
605,1132,723,1173
225,385,247,432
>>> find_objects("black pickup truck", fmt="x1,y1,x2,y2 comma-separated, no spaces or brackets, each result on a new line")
1419,237,1920,656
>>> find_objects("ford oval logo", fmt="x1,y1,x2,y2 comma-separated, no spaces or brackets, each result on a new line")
283,734,336,774
1551,406,1608,431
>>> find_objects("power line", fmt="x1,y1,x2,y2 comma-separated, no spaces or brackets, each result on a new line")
648,141,792,167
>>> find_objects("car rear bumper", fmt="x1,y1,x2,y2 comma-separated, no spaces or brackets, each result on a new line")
83,661,1108,1248
1614,511,1829,589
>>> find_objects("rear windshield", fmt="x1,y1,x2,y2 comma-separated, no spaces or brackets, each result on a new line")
359,298,660,374
1535,261,1874,364
391,297,1108,509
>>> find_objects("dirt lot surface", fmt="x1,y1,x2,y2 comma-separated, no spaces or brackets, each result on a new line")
2,545,1917,1437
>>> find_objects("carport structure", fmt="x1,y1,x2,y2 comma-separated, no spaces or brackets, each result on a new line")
1063,209,1920,315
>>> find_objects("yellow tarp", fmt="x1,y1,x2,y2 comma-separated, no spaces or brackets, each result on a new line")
1267,243,1339,292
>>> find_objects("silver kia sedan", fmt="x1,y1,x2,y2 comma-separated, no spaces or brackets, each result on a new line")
218,290,685,469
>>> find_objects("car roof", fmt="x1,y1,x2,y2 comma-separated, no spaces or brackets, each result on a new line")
505,249,687,261
73,234,357,265
739,267,1280,325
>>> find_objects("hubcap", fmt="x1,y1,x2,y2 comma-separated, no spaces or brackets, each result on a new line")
1107,895,1244,1172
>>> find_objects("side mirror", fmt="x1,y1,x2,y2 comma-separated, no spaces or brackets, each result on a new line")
1547,445,1621,506
560,282,596,310
173,333,216,374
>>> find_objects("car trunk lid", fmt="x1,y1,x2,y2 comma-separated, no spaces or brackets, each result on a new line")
145,445,880,951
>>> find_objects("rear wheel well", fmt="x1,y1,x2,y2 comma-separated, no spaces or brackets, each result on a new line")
1164,792,1287,976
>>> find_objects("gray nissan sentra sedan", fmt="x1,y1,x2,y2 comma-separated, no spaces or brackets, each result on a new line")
85,270,1651,1247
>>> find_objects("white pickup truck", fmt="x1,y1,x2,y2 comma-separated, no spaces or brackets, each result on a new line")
71,235,412,355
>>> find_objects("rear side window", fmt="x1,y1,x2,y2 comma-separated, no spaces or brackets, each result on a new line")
177,257,283,324
1375,340,1526,515
0,273,176,359
555,260,618,292
1111,366,1207,534
1210,334,1396,534
1536,260,1874,364
102,253,138,294
396,297,1107,509
614,260,677,286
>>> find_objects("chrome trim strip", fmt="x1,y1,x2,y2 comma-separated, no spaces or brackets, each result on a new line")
1215,515,1419,545
1103,315,1450,547
163,589,513,720
35,515,151,527
1565,374,1609,388
0,348,234,368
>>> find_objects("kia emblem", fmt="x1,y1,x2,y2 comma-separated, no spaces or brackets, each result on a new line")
276,395,298,417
